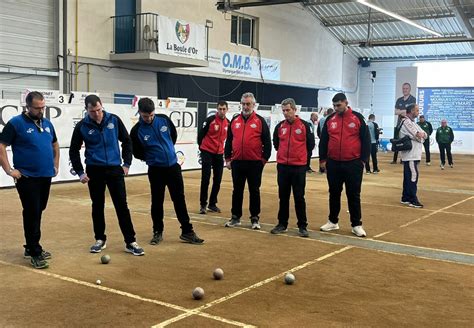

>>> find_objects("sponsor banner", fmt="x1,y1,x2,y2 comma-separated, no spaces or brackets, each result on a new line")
187,49,281,81
158,16,206,61
21,89,60,105
0,100,200,187
131,96,165,109
165,97,188,109
69,91,100,105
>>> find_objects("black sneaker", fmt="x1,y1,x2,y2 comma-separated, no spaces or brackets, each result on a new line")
149,231,163,245
180,231,204,245
125,242,145,256
409,201,424,208
270,224,288,234
250,216,261,230
31,255,49,269
199,207,207,214
298,227,309,237
225,216,241,227
24,249,51,260
207,205,221,213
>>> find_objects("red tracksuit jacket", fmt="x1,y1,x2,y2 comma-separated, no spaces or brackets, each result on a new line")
197,114,229,154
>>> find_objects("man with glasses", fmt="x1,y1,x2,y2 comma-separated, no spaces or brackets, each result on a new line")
224,92,272,229
0,91,59,269
69,95,144,256
319,93,370,237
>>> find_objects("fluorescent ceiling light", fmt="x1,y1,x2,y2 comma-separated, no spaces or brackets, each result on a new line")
357,0,443,37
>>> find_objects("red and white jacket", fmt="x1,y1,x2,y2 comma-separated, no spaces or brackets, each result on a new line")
224,111,272,162
319,107,370,162
197,113,229,154
273,116,315,166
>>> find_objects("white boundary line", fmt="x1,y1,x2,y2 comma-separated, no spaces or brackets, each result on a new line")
373,195,474,238
152,246,353,327
0,260,253,328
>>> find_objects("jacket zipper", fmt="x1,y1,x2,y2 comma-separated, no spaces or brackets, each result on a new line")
241,116,246,160
151,120,169,166
339,114,344,161
287,123,292,165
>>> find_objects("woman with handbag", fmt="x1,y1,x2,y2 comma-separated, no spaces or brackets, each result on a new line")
399,104,427,208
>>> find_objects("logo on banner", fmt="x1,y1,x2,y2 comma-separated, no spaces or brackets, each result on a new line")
176,151,185,166
175,22,190,44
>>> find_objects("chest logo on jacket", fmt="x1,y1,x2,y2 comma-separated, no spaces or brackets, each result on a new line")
295,128,302,135
26,128,34,134
107,123,115,129
250,123,257,129
281,128,287,135
144,135,150,141
330,122,337,129
160,126,168,132
44,127,51,133
214,124,219,131
235,123,241,129
348,122,356,128
88,129,95,135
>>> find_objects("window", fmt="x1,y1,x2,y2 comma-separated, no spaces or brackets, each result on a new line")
230,14,257,48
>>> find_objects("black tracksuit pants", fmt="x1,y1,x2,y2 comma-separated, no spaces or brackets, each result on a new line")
365,143,379,172
199,150,224,207
148,164,193,234
231,160,264,218
16,176,52,256
326,159,364,227
438,143,453,166
86,165,136,244
423,139,431,163
277,164,308,228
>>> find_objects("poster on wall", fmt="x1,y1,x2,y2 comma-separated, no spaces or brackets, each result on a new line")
158,15,206,61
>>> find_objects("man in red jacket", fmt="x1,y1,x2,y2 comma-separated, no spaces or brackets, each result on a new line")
224,92,272,230
319,93,370,237
197,101,230,214
271,98,315,237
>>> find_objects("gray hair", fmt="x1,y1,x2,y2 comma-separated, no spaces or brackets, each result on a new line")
241,92,256,103
281,98,297,110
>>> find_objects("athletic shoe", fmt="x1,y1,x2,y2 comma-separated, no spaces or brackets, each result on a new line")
270,224,288,234
149,231,163,245
400,200,411,205
24,249,51,260
373,169,380,174
90,240,106,253
365,171,371,175
440,165,445,170
298,227,309,238
426,162,431,166
125,242,145,256
450,164,454,168
320,221,339,232
207,205,221,213
199,207,207,214
409,201,424,208
180,231,204,244
390,161,397,164
352,225,367,237
306,168,314,174
250,216,261,230
31,255,49,269
225,216,241,227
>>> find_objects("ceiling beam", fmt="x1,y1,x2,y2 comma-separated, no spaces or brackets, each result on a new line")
452,0,474,37
345,37,474,47
324,12,456,27
216,0,302,11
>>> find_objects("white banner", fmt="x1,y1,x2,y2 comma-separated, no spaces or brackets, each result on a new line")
158,16,206,60
0,101,200,187
187,49,281,81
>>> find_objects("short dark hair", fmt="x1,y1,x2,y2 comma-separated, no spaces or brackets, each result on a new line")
332,93,347,103
368,114,375,120
26,91,44,107
217,101,228,108
403,82,411,88
138,97,155,113
326,108,334,115
419,115,425,118
85,95,102,108
406,104,416,113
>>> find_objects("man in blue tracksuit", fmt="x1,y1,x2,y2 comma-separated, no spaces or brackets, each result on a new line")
0,91,59,269
69,95,144,256
130,97,204,245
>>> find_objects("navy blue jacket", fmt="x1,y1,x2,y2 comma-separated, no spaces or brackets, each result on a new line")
0,113,57,177
69,111,132,176
130,114,178,167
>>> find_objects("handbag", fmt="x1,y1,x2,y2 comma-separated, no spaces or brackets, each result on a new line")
390,135,412,151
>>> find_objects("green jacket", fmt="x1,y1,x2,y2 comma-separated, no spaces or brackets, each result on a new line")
436,126,454,144
417,121,433,138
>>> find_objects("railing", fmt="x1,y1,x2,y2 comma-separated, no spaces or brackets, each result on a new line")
111,13,160,54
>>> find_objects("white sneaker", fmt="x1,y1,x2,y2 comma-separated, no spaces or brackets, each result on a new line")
352,225,367,237
320,221,339,232
440,165,445,170
426,162,431,166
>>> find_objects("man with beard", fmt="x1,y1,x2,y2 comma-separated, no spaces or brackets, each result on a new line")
0,91,59,269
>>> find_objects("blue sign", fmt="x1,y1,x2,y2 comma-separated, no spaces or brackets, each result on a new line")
418,87,474,131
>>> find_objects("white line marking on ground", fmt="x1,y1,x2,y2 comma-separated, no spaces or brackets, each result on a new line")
0,260,253,327
152,246,353,327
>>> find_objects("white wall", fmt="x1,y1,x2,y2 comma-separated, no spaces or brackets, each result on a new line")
63,0,358,103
